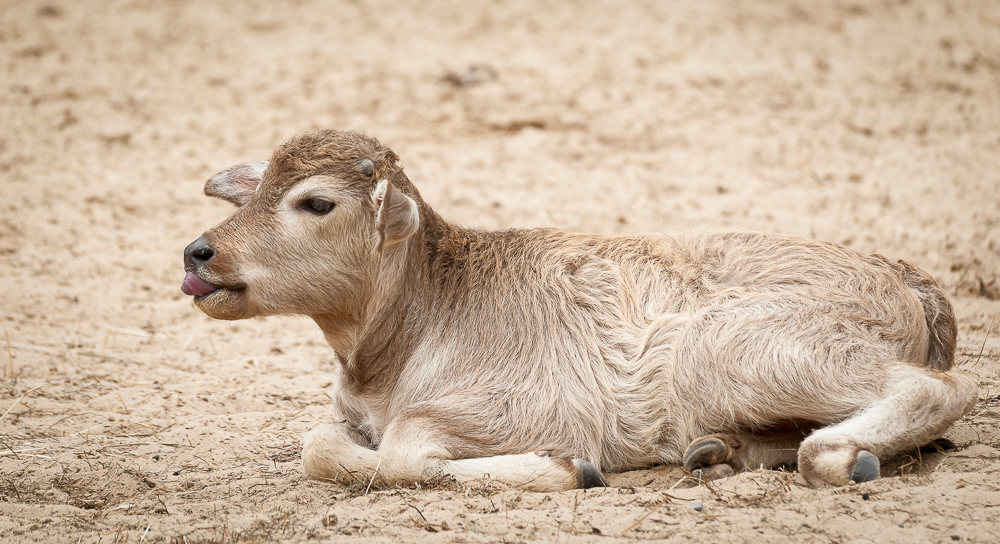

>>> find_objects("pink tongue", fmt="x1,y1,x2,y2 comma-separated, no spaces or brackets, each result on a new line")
181,272,220,297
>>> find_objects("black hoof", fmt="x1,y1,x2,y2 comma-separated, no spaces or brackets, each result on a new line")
683,437,730,472
850,451,880,483
573,459,609,489
691,463,735,483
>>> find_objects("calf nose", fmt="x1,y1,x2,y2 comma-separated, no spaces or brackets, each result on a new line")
184,236,215,268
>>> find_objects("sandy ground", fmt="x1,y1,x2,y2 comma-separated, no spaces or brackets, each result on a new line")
2,0,1000,542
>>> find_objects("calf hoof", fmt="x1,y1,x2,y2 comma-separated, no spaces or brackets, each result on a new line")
691,463,736,483
799,437,880,487
683,434,741,483
683,435,739,471
572,459,609,489
849,451,880,483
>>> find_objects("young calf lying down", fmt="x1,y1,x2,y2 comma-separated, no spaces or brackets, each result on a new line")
181,129,977,491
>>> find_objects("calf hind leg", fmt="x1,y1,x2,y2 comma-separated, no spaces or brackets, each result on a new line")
798,365,978,487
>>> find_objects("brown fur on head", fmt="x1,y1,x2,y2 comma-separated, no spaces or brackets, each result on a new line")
204,130,418,206
186,130,424,333
263,129,418,201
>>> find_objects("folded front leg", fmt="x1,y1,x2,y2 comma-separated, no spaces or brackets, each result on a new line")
302,406,608,491
441,451,608,491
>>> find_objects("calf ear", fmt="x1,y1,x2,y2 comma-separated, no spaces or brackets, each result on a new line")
204,161,269,206
373,179,419,252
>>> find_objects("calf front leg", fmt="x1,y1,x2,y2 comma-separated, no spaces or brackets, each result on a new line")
302,418,607,492
301,423,380,484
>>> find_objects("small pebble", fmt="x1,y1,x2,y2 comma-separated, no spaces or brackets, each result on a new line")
689,501,703,512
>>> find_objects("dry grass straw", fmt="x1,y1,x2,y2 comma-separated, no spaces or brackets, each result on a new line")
117,393,131,415
620,491,697,534
0,384,43,423
970,315,996,368
619,495,672,534
364,458,381,496
256,406,308,433
101,327,168,357
4,330,12,379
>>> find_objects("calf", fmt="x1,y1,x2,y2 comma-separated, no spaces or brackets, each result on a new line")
181,129,978,491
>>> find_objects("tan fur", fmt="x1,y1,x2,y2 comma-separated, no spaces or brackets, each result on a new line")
182,129,978,490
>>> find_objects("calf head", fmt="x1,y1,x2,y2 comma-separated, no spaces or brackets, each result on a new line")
181,130,421,321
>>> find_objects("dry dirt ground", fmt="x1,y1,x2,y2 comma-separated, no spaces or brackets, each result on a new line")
2,0,1000,542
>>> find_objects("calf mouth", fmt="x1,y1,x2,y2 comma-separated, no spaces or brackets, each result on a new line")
180,271,247,298
181,271,252,320
181,271,219,297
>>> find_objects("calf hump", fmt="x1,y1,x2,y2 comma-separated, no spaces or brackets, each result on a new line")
204,160,269,206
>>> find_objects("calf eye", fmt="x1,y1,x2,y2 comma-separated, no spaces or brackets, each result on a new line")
302,198,334,215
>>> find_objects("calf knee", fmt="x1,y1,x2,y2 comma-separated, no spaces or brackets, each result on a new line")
302,423,378,483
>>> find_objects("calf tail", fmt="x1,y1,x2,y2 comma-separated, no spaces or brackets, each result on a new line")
898,259,957,371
